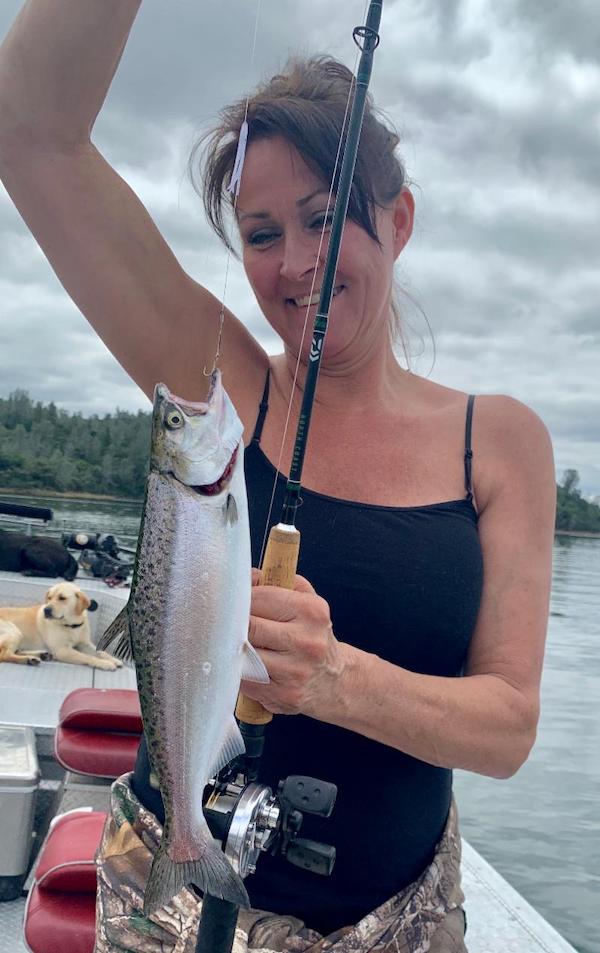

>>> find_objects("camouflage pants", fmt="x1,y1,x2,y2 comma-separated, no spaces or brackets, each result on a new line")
94,774,467,953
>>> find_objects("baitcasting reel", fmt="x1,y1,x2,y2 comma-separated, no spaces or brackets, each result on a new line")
202,722,337,881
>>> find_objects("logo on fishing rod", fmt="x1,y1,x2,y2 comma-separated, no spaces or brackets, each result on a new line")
310,337,324,363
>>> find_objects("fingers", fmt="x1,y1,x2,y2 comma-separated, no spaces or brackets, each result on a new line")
248,614,290,652
292,574,316,594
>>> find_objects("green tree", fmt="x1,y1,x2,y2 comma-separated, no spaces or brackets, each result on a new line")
556,470,600,533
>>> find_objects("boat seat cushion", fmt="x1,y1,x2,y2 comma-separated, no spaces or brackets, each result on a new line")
59,687,142,732
24,811,104,953
34,810,106,893
55,725,141,777
55,687,142,777
25,887,97,953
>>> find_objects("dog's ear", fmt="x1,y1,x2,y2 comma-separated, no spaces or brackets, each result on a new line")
76,591,90,614
88,599,99,613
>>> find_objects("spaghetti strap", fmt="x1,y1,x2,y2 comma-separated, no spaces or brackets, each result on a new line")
464,395,475,500
251,371,270,445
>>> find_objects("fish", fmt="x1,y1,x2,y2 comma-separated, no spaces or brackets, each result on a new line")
98,370,269,914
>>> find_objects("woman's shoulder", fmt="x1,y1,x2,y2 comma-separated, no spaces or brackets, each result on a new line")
466,393,555,515
470,393,552,454
415,376,550,445
413,377,554,511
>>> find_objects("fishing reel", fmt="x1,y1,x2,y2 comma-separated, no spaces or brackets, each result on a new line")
202,723,337,881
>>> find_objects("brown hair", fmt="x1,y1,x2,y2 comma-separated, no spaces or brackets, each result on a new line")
188,55,412,351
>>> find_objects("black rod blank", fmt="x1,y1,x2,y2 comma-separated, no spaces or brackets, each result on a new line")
281,0,383,527
195,894,239,953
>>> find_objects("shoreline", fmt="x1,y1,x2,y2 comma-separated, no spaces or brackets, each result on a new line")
555,529,600,539
1,490,599,535
0,487,142,505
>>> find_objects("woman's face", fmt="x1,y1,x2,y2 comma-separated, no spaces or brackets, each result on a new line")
236,136,413,367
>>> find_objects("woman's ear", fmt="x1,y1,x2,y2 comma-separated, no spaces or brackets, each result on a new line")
392,188,415,259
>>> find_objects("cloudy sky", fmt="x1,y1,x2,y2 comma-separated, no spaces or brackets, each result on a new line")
1,0,599,495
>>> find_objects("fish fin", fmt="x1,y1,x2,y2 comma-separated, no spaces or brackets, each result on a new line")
241,640,270,683
209,717,246,779
143,839,249,914
224,493,238,525
96,605,134,665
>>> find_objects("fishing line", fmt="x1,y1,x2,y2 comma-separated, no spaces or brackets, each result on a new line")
258,0,371,569
205,0,263,376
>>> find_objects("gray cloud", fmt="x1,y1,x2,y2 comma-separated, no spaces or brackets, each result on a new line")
502,0,600,64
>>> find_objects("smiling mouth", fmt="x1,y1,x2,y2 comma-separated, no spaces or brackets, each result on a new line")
287,285,345,308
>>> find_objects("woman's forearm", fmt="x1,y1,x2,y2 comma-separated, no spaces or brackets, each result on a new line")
320,644,539,779
0,0,142,150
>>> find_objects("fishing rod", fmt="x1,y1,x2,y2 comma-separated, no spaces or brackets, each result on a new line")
195,2,384,950
241,0,384,677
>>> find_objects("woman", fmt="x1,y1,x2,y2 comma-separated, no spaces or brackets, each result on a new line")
0,2,556,950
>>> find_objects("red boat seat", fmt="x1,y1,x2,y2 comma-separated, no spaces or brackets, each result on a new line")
55,688,143,778
24,810,106,953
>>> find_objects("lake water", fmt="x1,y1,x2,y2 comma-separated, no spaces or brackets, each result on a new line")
454,535,600,953
1,494,598,952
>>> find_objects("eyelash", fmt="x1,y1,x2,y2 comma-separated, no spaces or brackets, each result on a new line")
247,212,333,247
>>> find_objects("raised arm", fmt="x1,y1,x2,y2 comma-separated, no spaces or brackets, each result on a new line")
0,0,267,419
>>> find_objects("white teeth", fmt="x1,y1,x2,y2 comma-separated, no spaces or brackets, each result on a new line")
292,286,343,308
296,292,320,308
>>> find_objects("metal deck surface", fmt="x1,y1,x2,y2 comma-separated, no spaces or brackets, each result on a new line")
0,896,28,953
461,841,577,952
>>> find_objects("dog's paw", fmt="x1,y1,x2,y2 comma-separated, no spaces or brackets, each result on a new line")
27,657,41,667
40,652,53,662
96,658,119,671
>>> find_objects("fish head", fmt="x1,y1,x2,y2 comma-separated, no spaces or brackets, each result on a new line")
151,371,243,493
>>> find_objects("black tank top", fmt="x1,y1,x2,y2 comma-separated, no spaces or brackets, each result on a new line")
132,378,483,934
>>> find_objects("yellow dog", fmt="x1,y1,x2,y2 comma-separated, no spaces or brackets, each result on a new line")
0,582,123,670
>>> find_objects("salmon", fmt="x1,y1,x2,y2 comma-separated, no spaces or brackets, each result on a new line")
99,370,268,913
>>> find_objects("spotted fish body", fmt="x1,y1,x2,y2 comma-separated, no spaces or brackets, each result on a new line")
100,371,268,914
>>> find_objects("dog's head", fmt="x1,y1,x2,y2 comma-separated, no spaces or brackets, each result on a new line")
43,583,98,622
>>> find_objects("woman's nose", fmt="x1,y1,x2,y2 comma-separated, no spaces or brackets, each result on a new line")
279,232,324,283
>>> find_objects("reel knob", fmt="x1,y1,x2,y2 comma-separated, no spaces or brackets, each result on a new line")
286,838,336,877
278,775,337,817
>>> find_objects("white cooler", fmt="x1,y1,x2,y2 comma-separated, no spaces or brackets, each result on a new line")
0,724,40,901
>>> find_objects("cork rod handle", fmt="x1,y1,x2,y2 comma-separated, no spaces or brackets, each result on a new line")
235,525,301,725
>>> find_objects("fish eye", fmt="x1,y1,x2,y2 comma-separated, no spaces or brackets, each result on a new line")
165,407,184,430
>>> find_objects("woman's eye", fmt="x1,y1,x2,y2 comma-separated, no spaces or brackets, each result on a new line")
247,230,278,247
311,212,333,230
246,214,332,247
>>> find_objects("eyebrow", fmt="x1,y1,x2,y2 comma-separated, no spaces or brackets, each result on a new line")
237,189,330,222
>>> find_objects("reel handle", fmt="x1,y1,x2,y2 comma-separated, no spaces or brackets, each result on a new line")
235,524,301,725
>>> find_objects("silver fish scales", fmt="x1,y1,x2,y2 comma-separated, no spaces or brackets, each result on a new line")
99,370,269,914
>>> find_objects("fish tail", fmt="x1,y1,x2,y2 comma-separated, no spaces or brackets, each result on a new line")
143,839,250,915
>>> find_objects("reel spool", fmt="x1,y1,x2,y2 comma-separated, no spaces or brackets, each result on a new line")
203,753,337,880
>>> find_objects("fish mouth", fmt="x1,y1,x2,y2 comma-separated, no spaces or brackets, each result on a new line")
161,371,218,417
188,446,238,496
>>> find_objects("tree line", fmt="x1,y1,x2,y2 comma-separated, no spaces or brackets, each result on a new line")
0,390,150,498
556,469,600,533
0,391,599,530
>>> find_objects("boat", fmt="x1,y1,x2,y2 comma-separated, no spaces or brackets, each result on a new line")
0,513,580,952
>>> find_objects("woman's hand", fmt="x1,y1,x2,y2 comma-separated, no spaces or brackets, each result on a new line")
240,569,348,718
